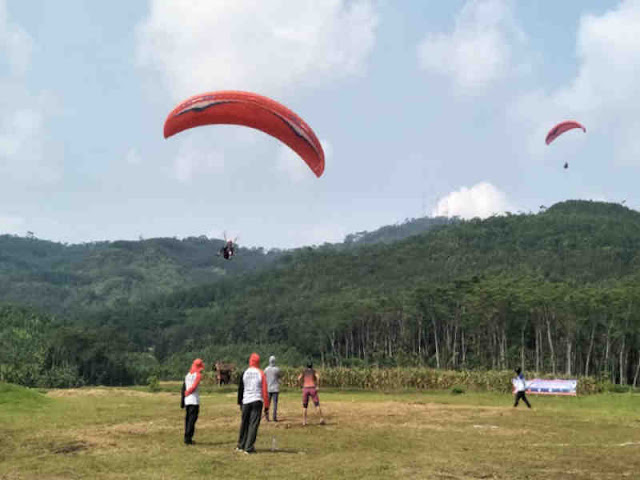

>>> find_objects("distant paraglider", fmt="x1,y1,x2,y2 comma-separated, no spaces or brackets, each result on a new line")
163,90,325,178
217,233,237,260
219,240,235,260
546,120,586,169
545,120,586,146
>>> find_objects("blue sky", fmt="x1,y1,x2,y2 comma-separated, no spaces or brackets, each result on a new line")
0,0,636,248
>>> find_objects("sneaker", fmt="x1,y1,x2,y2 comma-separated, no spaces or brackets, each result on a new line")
235,447,243,453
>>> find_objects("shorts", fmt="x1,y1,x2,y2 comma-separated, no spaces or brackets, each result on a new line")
302,387,319,408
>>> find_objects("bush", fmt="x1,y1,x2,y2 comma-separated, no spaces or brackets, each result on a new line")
38,365,84,389
451,385,466,395
147,375,160,392
605,383,633,394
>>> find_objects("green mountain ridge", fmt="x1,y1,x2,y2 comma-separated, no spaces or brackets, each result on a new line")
91,200,640,374
0,213,457,314
2,200,640,387
0,235,280,313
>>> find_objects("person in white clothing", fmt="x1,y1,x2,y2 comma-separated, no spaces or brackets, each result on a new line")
236,353,269,453
183,358,205,444
513,367,532,408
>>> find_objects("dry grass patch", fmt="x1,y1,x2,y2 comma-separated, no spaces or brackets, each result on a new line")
2,389,640,480
47,388,171,398
48,440,91,455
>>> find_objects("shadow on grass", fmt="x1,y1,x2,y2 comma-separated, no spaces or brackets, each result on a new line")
258,449,304,455
189,440,236,447
190,441,305,454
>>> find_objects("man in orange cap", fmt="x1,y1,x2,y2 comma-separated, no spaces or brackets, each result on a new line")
236,353,269,453
183,358,204,445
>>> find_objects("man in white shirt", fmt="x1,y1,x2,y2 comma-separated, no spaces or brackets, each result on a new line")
236,353,270,453
183,358,205,444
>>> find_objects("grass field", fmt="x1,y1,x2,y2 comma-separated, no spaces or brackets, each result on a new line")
1,382,639,479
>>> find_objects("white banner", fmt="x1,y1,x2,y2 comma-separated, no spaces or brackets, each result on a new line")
520,378,578,396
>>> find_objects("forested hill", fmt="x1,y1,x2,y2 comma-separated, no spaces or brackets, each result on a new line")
0,212,455,314
0,235,280,314
3,200,640,388
89,200,640,380
342,216,456,245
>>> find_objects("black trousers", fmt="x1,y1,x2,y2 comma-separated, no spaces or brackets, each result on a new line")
237,401,263,452
514,391,531,408
184,405,199,443
268,392,279,421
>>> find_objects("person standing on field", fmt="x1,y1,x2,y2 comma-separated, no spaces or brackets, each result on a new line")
183,358,205,445
264,355,281,422
513,367,532,408
298,362,325,426
236,353,270,454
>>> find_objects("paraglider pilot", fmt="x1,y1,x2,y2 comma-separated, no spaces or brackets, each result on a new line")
219,240,235,260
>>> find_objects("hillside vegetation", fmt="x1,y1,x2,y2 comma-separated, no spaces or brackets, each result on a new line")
2,200,640,387
0,215,451,314
0,235,280,314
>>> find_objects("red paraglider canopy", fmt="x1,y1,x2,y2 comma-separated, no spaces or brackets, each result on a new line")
545,120,586,145
163,91,324,177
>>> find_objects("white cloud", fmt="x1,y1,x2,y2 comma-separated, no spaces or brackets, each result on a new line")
277,138,331,182
432,182,514,219
136,0,378,100
276,144,308,183
0,90,60,186
0,107,43,157
173,138,224,183
0,213,24,234
0,2,60,186
512,0,640,165
417,0,524,94
125,148,142,165
0,1,32,76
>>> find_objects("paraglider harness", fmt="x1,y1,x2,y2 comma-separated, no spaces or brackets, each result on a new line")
218,233,237,260
220,242,235,260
